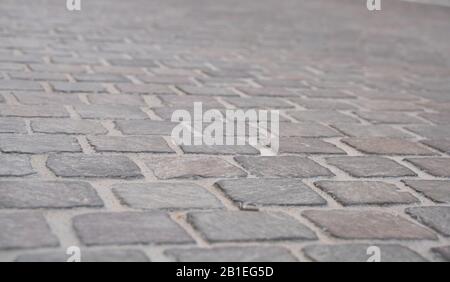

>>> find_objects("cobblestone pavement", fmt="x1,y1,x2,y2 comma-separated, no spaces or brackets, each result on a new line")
0,0,450,262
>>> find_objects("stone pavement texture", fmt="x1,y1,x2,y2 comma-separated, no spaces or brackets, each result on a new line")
0,0,449,262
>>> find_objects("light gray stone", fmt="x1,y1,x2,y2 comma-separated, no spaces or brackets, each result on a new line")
88,136,174,153
16,249,149,262
0,135,81,153
326,157,416,177
0,155,35,176
406,207,450,236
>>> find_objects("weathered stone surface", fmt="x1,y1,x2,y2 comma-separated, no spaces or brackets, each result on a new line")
235,156,333,178
224,97,293,109
406,158,450,177
178,86,238,96
216,178,326,207
73,212,194,246
326,157,416,177
0,155,35,176
181,144,259,155
12,92,83,105
406,207,450,236
406,125,450,139
47,155,143,179
86,94,145,106
420,113,450,125
279,137,345,154
158,95,223,108
116,83,174,94
112,183,222,210
315,181,418,206
88,136,174,153
0,135,81,153
187,211,317,242
277,122,342,137
333,124,413,138
302,210,437,240
115,120,178,135
146,156,246,179
290,98,355,110
432,246,450,261
0,80,42,91
303,244,426,262
402,180,450,203
74,73,129,83
0,118,27,133
16,249,149,262
342,138,435,155
287,110,359,124
355,111,425,124
421,139,450,154
31,119,108,135
237,87,298,97
51,82,106,93
0,212,59,250
165,246,297,262
0,181,103,209
0,105,69,118
74,105,148,119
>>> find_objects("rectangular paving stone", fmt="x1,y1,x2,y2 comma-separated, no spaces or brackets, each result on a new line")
73,73,129,83
355,111,425,124
279,137,345,155
224,97,293,109
88,136,174,153
0,135,81,154
177,86,239,96
406,207,450,237
0,212,59,250
332,124,413,138
165,246,297,262
402,180,450,203
303,244,426,262
342,138,436,155
315,181,418,206
115,120,178,135
326,157,416,178
302,89,354,99
116,83,174,95
31,119,108,135
51,82,107,93
354,100,423,112
108,58,157,67
0,181,103,209
216,178,326,208
181,144,259,155
29,63,87,73
0,118,27,133
12,92,83,105
0,155,35,176
287,110,360,124
237,87,298,97
290,98,356,110
73,212,194,246
0,105,69,118
139,75,194,85
234,156,334,178
146,156,246,179
112,182,222,210
302,210,437,240
9,72,68,81
86,94,145,106
406,125,450,139
158,95,223,108
74,105,148,119
47,155,143,179
187,211,317,243
406,158,450,177
421,139,450,154
276,122,342,137
16,249,149,262
0,80,42,91
419,113,450,125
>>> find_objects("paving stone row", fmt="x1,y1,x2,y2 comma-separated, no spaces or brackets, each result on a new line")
0,0,449,262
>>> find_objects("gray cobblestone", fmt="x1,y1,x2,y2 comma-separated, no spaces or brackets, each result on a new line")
115,120,178,135
0,155,35,177
146,156,246,179
74,105,148,120
342,138,436,155
279,137,346,155
235,156,334,178
216,178,326,208
406,207,450,236
302,210,437,240
47,155,143,179
326,157,416,177
0,181,103,209
277,122,342,137
332,124,413,138
178,86,238,97
0,80,42,91
0,135,81,154
406,158,450,177
0,105,69,118
31,119,108,135
421,139,450,154
16,249,149,262
165,246,297,262
51,82,107,93
12,92,83,105
88,136,174,153
0,212,59,250
187,211,317,243
0,118,27,133
113,183,222,210
402,180,450,203
287,110,360,124
355,111,425,124
315,181,418,206
86,94,145,106
73,212,193,246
